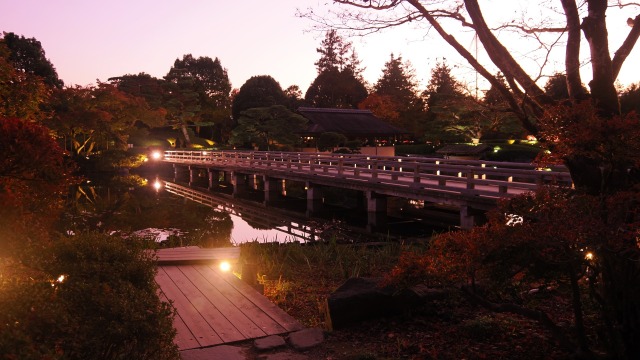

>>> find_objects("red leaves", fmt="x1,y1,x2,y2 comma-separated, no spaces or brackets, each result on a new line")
0,117,76,255
538,101,640,168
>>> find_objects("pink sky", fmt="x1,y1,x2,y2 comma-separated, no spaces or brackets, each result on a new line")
2,0,640,93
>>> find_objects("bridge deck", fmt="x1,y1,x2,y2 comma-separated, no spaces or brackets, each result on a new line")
153,247,303,350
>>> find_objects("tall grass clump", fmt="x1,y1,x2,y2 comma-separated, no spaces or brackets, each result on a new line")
239,237,427,326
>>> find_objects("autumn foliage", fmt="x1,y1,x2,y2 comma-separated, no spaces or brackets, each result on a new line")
386,185,640,357
0,117,75,255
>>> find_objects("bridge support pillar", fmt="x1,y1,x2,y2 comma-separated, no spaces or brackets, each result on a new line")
173,164,179,182
366,191,388,232
208,169,219,190
460,206,480,230
306,182,323,216
263,176,282,205
231,172,246,198
188,166,196,186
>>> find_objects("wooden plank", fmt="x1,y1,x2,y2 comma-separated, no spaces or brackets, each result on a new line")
200,264,304,333
192,265,288,335
158,291,200,350
161,266,247,344
155,267,224,348
153,247,240,264
178,265,269,339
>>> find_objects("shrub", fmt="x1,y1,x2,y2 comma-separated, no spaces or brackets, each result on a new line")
0,233,179,360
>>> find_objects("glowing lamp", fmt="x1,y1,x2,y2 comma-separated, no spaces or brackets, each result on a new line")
151,151,163,160
153,180,162,190
585,252,594,261
219,261,231,272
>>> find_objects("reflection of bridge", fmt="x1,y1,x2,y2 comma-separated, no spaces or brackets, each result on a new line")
163,181,321,242
161,150,573,230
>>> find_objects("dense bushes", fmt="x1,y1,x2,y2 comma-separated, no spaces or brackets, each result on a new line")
0,233,179,360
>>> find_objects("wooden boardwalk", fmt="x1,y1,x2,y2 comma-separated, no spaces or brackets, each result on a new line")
153,247,304,351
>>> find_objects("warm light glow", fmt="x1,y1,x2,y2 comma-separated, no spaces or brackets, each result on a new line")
505,213,524,226
585,252,594,261
219,261,231,272
57,275,66,283
151,151,162,160
153,180,162,190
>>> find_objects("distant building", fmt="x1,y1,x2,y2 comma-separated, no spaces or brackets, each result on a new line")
297,107,407,156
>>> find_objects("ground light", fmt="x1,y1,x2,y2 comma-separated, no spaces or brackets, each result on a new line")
151,150,163,160
219,261,232,272
153,180,163,190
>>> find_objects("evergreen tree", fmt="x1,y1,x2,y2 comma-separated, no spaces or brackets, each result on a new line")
1,32,63,88
231,75,288,120
306,30,367,108
620,82,640,115
368,54,424,134
165,54,232,143
422,61,468,142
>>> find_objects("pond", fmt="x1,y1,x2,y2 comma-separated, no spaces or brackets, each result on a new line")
59,173,446,247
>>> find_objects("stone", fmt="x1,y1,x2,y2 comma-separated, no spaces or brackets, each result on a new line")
254,335,286,351
180,345,246,360
326,277,397,329
288,328,324,350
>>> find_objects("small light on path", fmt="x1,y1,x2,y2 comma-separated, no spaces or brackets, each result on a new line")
220,261,231,272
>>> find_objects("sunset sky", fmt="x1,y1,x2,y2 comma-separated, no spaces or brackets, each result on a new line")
2,0,640,94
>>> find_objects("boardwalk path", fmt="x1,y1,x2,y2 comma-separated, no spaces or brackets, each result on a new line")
152,247,303,351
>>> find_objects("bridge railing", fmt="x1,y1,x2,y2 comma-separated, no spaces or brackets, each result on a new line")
163,150,573,196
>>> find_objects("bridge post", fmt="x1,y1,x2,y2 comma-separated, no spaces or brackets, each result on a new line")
366,191,387,232
188,166,196,186
208,169,219,190
306,182,323,216
231,171,246,198
173,164,179,182
263,176,281,205
460,206,480,229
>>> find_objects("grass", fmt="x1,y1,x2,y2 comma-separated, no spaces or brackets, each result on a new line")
239,238,427,327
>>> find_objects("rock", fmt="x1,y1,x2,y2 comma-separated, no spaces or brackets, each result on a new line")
288,328,324,350
180,345,246,360
254,335,286,351
326,277,397,329
393,284,449,308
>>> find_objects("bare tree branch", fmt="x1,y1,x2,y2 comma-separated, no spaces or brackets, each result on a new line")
612,14,640,79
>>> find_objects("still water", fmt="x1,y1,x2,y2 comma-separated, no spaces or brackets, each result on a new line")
60,174,443,246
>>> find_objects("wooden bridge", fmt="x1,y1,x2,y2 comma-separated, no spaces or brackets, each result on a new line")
160,150,572,229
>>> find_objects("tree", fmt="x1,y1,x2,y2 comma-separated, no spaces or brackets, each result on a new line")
165,54,233,142
306,0,640,192
620,82,640,114
366,53,424,134
422,61,470,142
314,29,354,74
0,117,75,256
305,68,368,108
1,32,63,88
163,54,232,145
305,30,368,108
48,83,165,155
284,85,306,110
231,75,288,120
109,73,166,110
0,43,49,121
229,105,308,150
305,1,640,357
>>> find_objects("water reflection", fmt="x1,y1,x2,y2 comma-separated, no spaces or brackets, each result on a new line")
60,175,233,247
60,175,348,247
